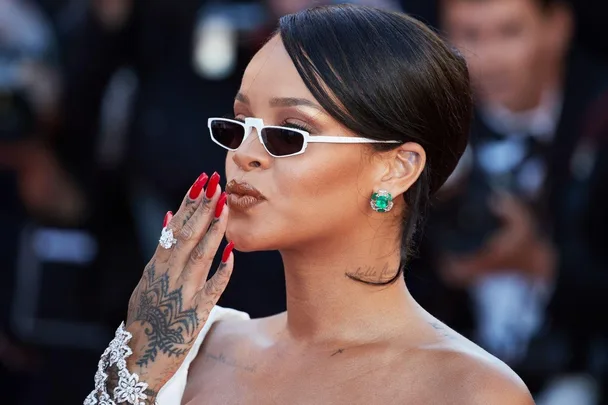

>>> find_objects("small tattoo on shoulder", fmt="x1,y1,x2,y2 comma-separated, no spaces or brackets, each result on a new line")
429,321,455,340
204,352,257,373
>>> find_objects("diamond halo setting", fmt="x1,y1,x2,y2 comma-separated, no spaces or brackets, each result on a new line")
370,189,394,213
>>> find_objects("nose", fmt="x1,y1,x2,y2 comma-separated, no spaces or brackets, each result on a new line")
232,127,272,171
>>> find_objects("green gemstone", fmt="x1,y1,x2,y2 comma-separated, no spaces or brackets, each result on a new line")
372,192,391,212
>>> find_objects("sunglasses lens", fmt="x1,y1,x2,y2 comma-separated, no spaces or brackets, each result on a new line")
261,127,305,156
210,120,245,150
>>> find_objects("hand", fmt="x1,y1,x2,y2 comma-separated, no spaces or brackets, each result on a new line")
441,194,556,287
123,172,234,399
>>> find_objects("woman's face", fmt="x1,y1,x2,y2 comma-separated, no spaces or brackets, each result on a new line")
224,35,385,252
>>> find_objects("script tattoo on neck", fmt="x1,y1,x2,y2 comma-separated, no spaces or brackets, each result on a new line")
127,261,200,367
345,263,396,284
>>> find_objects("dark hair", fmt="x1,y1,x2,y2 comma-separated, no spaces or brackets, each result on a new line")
442,0,559,12
278,4,472,284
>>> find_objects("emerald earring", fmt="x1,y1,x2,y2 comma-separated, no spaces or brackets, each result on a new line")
370,190,393,213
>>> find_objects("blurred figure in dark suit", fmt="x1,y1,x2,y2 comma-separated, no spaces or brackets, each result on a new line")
429,0,608,402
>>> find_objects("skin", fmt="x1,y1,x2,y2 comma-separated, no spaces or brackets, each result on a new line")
441,0,572,112
180,35,534,404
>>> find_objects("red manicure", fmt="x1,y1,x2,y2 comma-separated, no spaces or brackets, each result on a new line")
215,192,227,218
189,172,208,200
163,211,173,227
205,171,220,199
222,241,235,263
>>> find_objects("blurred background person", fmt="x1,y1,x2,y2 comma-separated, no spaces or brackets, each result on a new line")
0,0,90,403
422,0,608,403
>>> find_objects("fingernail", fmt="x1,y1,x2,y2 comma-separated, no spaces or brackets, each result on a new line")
163,211,173,227
205,171,220,199
222,241,234,263
189,172,208,200
215,192,227,218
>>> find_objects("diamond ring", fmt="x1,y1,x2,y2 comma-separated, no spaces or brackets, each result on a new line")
159,227,177,249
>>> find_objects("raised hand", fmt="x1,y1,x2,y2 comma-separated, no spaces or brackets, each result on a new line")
99,171,234,404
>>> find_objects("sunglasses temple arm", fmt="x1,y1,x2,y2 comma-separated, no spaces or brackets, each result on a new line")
306,136,400,144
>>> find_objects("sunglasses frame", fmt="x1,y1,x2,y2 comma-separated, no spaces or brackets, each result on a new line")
208,117,400,158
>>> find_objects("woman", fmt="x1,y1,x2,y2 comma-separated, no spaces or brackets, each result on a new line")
86,5,533,404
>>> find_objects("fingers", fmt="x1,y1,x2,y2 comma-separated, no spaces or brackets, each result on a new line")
170,187,221,269
172,172,211,231
194,242,235,308
153,172,212,263
180,192,229,283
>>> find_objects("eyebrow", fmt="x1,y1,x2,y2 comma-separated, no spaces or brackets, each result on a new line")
269,96,322,110
235,92,323,111
235,92,250,104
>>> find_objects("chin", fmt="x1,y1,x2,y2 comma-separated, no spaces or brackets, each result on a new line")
226,219,274,253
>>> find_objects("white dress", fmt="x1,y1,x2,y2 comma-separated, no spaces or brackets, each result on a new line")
156,306,250,404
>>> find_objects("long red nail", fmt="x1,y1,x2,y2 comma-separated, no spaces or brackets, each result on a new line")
215,192,227,218
189,172,208,200
205,172,220,199
163,211,173,227
222,241,234,263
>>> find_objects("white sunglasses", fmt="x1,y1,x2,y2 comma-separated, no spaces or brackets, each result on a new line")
208,117,400,158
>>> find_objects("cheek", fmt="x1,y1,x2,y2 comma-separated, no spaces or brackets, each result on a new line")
226,149,370,250
275,151,366,218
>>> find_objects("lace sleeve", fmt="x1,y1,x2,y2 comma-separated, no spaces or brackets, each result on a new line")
84,323,155,405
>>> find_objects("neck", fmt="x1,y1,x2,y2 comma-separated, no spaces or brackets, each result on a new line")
279,232,417,345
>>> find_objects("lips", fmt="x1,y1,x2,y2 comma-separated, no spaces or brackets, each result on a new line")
225,179,265,211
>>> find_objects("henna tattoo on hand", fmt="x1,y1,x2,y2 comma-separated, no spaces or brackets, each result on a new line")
127,261,200,367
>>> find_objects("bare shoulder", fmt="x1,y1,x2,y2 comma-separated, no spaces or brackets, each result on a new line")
187,312,268,380
197,311,280,356
432,349,534,405
415,320,534,405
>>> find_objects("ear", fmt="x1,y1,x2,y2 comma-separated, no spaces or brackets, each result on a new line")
376,142,426,198
545,2,574,57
